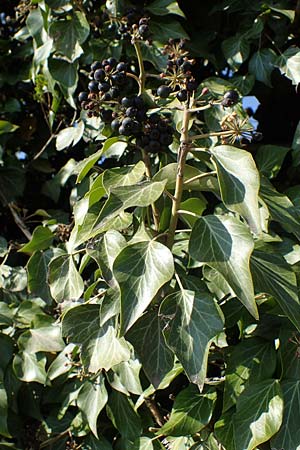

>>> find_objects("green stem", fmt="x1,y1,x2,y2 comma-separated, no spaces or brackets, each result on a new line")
166,106,191,249
142,150,160,231
133,40,145,94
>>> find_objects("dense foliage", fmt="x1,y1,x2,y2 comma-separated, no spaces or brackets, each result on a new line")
1,0,300,449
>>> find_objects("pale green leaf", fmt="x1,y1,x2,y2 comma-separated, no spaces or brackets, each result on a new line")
160,289,223,388
49,254,84,302
19,226,54,253
159,384,217,436
77,374,108,437
18,324,65,353
189,215,257,318
102,161,145,192
13,351,47,384
211,145,261,234
47,343,77,380
233,380,283,450
113,240,174,334
56,121,84,151
276,47,300,86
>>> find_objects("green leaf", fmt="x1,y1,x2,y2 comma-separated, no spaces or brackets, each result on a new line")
132,437,154,450
62,304,131,372
138,42,168,72
0,369,10,438
0,335,14,370
222,34,250,70
231,74,255,95
250,249,300,331
151,18,188,42
276,47,300,86
0,265,27,292
147,0,185,17
233,380,283,450
19,226,54,254
249,48,277,87
211,145,261,234
77,374,108,438
42,158,77,203
0,237,7,257
56,121,84,151
82,434,113,450
49,254,84,302
214,408,236,450
292,120,300,166
48,58,78,89
102,161,145,192
109,358,143,395
255,144,289,178
127,309,174,388
260,176,300,237
75,138,126,183
153,163,218,192
223,337,277,411
47,343,76,380
27,250,54,303
0,120,19,135
50,11,89,62
159,385,217,436
13,351,47,384
113,241,174,334
180,197,207,227
159,289,223,388
89,230,126,286
18,324,65,353
189,215,257,319
271,380,300,450
106,391,142,442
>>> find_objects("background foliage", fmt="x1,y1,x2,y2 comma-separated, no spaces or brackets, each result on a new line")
1,0,300,449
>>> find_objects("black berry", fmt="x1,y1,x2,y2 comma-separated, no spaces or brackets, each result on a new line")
157,85,172,98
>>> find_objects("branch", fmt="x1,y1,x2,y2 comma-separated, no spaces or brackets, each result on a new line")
145,397,165,427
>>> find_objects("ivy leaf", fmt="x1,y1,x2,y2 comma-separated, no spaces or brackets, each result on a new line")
223,337,277,411
0,369,10,438
50,11,89,62
151,18,188,42
249,48,277,87
109,358,143,396
159,289,223,388
260,176,300,237
49,254,84,303
215,408,236,450
211,145,261,234
270,380,300,450
189,215,257,319
48,58,78,89
13,351,47,384
62,304,131,372
27,249,60,303
77,374,108,438
250,249,300,331
222,34,250,70
233,380,283,450
147,0,185,17
113,241,174,335
132,437,154,449
276,47,300,86
127,309,174,388
56,121,84,151
106,391,142,442
159,384,217,436
102,161,146,192
19,226,54,254
18,324,65,353
0,120,19,136
255,144,289,178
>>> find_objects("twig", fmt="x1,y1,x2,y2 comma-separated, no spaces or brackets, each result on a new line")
7,202,32,240
145,397,165,427
189,130,233,141
184,171,217,185
40,429,71,448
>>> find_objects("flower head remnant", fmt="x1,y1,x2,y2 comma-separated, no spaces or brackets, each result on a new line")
220,112,262,145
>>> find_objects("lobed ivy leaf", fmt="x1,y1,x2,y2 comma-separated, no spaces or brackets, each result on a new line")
13,351,47,384
160,289,223,388
249,48,277,87
19,226,54,254
270,380,300,450
106,391,142,442
159,384,217,436
49,254,84,303
127,309,174,388
102,161,145,192
189,215,258,319
211,145,261,234
62,304,131,372
276,46,300,86
147,0,185,17
233,380,283,450
255,144,289,179
222,34,250,70
113,240,174,335
77,374,108,438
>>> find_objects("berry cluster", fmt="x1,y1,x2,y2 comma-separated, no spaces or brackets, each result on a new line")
156,39,199,102
106,8,151,42
78,60,174,154
136,114,173,154
78,57,133,119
